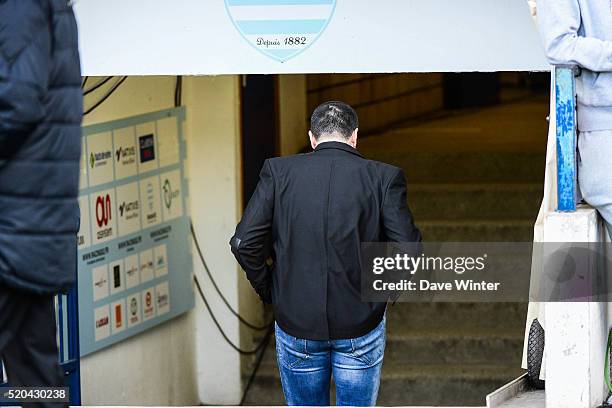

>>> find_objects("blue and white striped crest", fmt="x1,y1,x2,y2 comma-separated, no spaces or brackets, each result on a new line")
225,0,337,62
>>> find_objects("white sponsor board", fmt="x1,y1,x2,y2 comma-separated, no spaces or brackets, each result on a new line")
78,108,194,356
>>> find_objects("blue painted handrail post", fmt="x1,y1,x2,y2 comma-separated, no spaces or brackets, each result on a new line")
555,65,578,212
66,285,81,405
0,287,80,405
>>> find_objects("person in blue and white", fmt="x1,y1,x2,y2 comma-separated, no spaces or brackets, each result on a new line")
539,0,612,238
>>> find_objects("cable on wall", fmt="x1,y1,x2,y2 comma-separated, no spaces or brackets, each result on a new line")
194,275,272,355
190,221,271,331
174,76,183,107
83,76,128,116
83,76,114,95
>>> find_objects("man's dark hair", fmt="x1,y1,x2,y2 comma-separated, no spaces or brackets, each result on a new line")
310,101,359,140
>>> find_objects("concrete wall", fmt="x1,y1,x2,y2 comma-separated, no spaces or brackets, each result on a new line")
543,207,608,408
80,75,250,405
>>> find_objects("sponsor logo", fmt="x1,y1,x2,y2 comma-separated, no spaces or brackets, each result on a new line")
113,265,121,288
157,293,169,308
139,134,155,163
128,295,140,326
116,145,136,165
141,260,153,274
144,181,158,224
162,179,179,210
119,200,140,220
90,150,112,169
96,316,109,329
95,194,112,228
126,264,138,278
94,275,107,288
94,193,114,241
130,297,138,316
142,288,155,320
114,304,123,329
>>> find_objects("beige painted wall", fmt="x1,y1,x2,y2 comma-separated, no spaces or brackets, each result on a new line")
80,75,251,405
182,75,262,405
278,75,309,156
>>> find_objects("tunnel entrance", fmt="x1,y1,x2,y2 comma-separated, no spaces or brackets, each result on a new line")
243,72,549,406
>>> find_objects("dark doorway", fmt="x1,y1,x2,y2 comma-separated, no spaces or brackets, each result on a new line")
443,72,501,109
241,75,278,207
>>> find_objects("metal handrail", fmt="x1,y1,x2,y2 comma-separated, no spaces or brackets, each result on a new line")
554,65,578,212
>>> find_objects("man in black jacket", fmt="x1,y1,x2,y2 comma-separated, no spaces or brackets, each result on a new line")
0,1,82,404
230,101,421,406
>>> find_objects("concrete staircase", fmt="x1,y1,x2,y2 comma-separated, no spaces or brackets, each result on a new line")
243,101,546,406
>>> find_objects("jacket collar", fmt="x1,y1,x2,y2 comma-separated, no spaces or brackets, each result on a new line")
313,141,364,158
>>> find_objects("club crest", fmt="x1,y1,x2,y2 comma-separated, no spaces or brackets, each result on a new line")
225,0,337,62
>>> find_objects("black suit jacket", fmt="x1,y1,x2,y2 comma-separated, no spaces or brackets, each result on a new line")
230,141,421,340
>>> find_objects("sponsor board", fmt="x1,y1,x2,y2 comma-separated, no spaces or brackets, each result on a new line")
156,117,180,167
80,147,88,190
78,196,91,249
79,108,193,356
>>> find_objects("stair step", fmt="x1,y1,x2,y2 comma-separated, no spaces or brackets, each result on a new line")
244,362,525,406
377,152,545,184
261,327,524,366
409,182,542,220
378,363,525,406
418,219,534,242
387,302,528,331
384,328,524,365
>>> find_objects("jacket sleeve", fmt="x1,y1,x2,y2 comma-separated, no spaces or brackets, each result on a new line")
229,159,275,303
538,0,612,72
382,168,421,243
0,0,50,144
381,168,422,303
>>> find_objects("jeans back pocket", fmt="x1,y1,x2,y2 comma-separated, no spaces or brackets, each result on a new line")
350,318,386,367
275,323,309,369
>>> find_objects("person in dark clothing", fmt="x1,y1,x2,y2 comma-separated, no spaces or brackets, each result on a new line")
230,101,421,406
0,1,82,406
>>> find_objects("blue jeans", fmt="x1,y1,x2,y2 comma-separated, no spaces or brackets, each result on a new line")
274,317,385,406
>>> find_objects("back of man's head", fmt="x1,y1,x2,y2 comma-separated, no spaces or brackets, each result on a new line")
310,101,359,141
